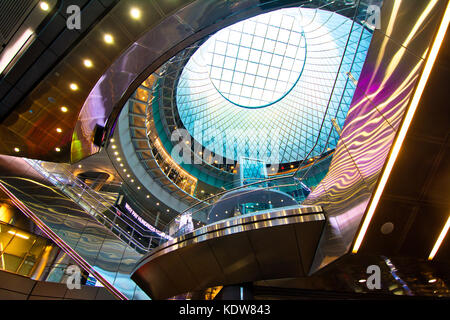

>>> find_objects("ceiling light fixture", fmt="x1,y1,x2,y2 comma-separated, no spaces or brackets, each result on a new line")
0,28,34,75
352,2,450,254
104,34,114,44
56,128,62,133
83,59,93,68
428,216,450,261
60,106,68,112
55,147,61,152
14,147,20,152
69,83,79,91
39,1,49,11
130,7,141,20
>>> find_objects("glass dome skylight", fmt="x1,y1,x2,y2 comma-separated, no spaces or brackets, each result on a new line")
176,7,373,164
205,11,307,108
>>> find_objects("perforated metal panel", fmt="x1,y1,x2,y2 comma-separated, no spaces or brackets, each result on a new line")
0,0,37,51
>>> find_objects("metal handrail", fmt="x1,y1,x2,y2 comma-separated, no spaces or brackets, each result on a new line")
45,161,168,236
25,160,169,252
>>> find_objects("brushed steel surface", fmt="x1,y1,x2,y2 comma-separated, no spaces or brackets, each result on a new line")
131,207,325,299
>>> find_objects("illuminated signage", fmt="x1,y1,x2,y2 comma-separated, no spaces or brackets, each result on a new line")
124,203,172,240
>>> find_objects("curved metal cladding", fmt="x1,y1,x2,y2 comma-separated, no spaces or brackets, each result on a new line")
0,155,149,300
71,0,363,163
131,205,325,299
302,0,449,273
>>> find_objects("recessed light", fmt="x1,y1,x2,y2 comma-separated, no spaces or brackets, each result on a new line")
56,128,62,133
114,151,119,155
69,83,79,91
146,195,150,198
55,147,61,152
156,202,159,206
428,279,437,283
83,59,93,68
60,106,68,112
166,209,170,212
130,7,141,20
40,1,49,11
78,165,82,168
358,279,366,283
110,138,115,142
130,179,134,183
137,186,141,190
14,147,20,152
116,157,121,161
104,34,114,44
119,163,124,167
123,169,126,172
111,145,117,149
126,174,130,178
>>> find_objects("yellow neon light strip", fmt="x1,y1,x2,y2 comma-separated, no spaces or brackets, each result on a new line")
8,230,30,240
352,2,450,254
428,216,450,260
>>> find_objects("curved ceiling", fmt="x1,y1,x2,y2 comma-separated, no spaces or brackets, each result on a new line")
176,7,373,164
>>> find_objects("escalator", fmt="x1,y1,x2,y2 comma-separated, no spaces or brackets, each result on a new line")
0,155,150,300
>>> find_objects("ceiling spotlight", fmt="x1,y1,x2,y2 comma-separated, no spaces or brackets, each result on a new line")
78,165,82,168
110,138,115,142
116,157,121,161
130,7,141,20
69,83,79,91
137,186,141,190
166,209,170,212
60,106,68,112
123,169,126,172
358,279,366,283
126,174,130,178
156,202,159,206
14,147,20,153
111,145,117,149
40,1,49,11
83,59,93,68
130,179,134,183
119,163,124,167
55,147,61,152
146,195,150,199
104,34,114,44
428,279,437,283
56,128,62,133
